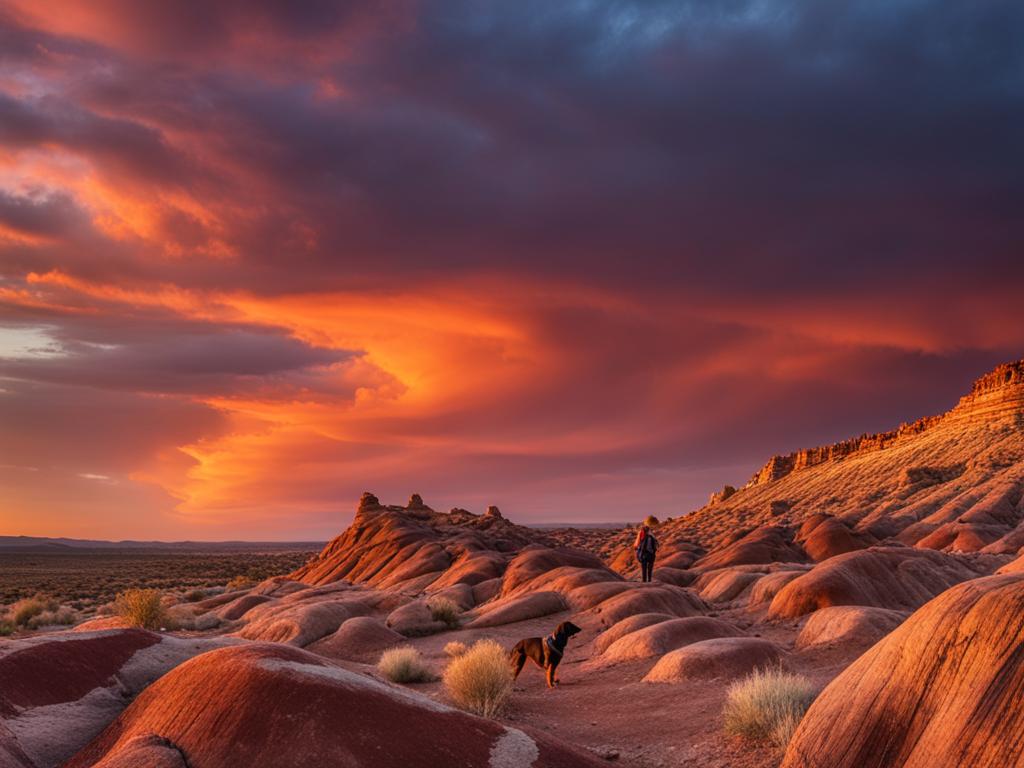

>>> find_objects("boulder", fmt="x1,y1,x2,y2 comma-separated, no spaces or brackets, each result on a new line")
693,569,762,603
236,600,356,646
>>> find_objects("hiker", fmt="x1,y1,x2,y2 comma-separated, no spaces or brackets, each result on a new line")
634,522,658,582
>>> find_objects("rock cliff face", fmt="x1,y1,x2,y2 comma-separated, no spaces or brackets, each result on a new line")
653,360,1024,555
748,360,1024,488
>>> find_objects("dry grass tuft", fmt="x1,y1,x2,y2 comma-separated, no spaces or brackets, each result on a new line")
27,606,77,629
443,639,513,718
378,646,435,683
444,640,469,657
723,667,816,750
428,597,461,629
9,594,57,627
226,575,257,591
114,588,169,630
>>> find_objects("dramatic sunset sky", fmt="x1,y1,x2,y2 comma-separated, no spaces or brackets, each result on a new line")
1,1,1022,540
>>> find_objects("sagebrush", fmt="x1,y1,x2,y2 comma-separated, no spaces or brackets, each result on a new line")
443,639,513,718
114,588,169,630
428,597,461,629
444,641,469,657
378,646,434,683
722,667,817,749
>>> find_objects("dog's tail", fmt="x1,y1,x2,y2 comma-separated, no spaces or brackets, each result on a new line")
508,640,525,660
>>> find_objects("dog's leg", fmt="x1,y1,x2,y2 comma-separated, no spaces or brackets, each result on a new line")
511,650,527,681
546,663,557,688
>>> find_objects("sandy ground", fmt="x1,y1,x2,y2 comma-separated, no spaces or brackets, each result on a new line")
335,599,858,768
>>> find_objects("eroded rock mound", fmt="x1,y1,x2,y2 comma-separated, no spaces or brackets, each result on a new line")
768,546,977,619
795,606,906,651
0,630,233,768
782,574,1024,768
643,637,786,683
307,617,404,662
291,495,544,591
66,644,604,768
694,525,806,570
599,617,743,664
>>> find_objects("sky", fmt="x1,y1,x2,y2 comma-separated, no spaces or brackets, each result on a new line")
1,0,1023,540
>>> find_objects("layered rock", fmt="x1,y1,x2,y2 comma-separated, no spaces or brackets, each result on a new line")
782,574,1024,768
0,630,234,768
768,546,978,619
66,644,606,768
653,360,1024,554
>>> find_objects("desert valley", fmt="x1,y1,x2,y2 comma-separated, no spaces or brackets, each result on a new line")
1,359,1022,767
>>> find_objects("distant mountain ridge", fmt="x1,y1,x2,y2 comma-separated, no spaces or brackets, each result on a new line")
0,535,325,552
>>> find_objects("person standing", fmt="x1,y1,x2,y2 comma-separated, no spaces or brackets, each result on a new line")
634,521,659,582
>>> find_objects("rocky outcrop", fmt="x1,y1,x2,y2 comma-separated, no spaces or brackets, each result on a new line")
653,359,1024,554
768,546,977,619
290,495,544,589
597,617,743,664
795,606,906,651
782,574,1024,768
66,644,606,768
643,637,786,683
0,630,234,768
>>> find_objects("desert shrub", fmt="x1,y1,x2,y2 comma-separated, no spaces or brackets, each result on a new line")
0,620,14,636
9,594,57,627
27,606,77,629
723,668,817,750
226,575,257,591
443,639,513,718
378,646,434,683
444,641,469,658
114,588,168,630
428,597,461,629
184,589,208,602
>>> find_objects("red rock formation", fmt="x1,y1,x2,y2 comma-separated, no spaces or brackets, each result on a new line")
782,574,1024,768
290,495,544,589
66,644,605,768
643,637,786,682
768,546,978,619
653,359,1024,554
694,525,806,570
0,630,231,768
597,617,743,664
795,606,906,650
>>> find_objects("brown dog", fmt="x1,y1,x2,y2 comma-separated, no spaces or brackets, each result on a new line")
509,621,582,688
